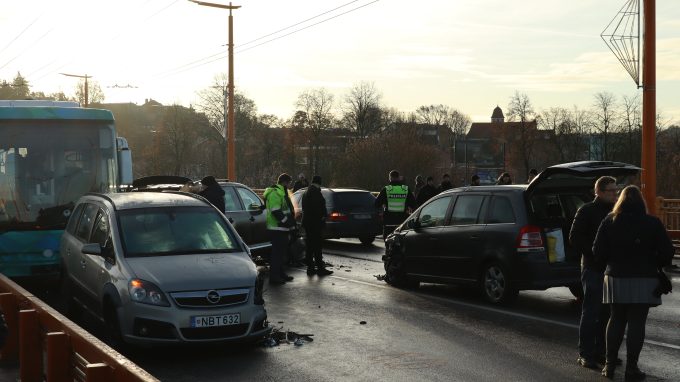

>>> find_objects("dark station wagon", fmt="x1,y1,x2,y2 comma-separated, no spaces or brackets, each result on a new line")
382,161,640,304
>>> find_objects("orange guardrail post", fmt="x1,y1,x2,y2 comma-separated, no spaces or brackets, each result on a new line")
85,363,114,382
0,292,19,360
46,331,70,382
19,309,42,382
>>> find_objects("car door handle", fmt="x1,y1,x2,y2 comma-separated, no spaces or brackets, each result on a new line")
470,235,481,240
249,216,255,222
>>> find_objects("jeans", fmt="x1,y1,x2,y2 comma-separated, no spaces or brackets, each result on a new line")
269,230,290,281
606,304,650,367
578,268,609,360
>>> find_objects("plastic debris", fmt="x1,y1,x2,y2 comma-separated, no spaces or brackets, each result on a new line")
263,327,314,348
294,338,305,346
360,321,367,325
374,274,387,281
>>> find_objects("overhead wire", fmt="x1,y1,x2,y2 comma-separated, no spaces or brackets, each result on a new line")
0,15,41,57
238,0,361,48
153,0,380,80
0,26,56,72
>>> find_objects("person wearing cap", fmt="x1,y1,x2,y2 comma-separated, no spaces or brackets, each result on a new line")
263,173,296,285
198,175,225,213
375,170,416,239
302,175,333,276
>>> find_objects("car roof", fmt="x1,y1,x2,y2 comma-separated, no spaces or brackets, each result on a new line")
441,185,527,195
294,187,371,194
84,192,210,210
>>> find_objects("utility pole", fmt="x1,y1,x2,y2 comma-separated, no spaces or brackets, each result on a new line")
60,73,91,107
641,0,656,210
189,0,240,181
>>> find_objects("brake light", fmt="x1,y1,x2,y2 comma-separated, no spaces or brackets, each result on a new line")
329,212,349,222
516,225,544,250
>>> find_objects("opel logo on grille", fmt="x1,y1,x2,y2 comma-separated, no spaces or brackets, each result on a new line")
206,290,221,304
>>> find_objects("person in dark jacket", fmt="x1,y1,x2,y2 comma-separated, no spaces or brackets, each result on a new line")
416,176,438,207
569,176,618,369
302,175,333,276
414,175,425,200
496,172,512,185
293,173,309,192
198,176,226,213
375,170,417,239
593,186,674,380
438,173,453,193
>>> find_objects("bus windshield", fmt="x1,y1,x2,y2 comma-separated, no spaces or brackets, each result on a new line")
0,120,117,230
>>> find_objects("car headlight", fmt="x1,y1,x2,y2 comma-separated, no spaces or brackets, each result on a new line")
254,272,265,305
129,279,170,307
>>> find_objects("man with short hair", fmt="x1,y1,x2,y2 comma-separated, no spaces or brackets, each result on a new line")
264,173,296,285
438,173,453,192
302,175,333,276
416,176,438,207
569,176,620,369
375,170,416,239
470,174,481,186
293,173,309,192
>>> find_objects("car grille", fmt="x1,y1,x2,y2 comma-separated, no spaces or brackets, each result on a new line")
181,323,249,340
170,288,250,308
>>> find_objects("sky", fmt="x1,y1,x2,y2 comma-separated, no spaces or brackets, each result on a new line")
1,0,679,124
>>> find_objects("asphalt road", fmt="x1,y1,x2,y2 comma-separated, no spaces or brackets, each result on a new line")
10,239,680,382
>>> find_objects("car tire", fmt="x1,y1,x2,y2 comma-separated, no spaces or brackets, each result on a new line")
59,275,83,318
359,236,375,246
479,262,518,305
384,250,418,289
104,301,126,348
568,284,584,300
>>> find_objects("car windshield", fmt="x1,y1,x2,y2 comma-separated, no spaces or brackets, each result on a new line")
333,192,375,211
118,206,239,257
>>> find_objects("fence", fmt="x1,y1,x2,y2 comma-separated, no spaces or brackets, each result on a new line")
0,274,159,382
657,197,680,257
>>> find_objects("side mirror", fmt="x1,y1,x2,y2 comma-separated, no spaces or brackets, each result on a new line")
248,203,263,215
82,243,102,256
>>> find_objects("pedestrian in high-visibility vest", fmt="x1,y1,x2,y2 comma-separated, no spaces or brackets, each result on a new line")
375,170,416,239
263,173,296,285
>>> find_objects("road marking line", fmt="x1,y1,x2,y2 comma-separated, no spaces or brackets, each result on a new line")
292,268,680,351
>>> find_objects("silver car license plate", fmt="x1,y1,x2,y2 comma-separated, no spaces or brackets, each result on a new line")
191,313,241,328
354,214,372,220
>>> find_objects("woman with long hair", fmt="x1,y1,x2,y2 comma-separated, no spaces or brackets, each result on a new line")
593,185,674,380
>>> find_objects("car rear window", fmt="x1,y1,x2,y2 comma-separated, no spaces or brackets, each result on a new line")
118,206,239,257
332,192,375,210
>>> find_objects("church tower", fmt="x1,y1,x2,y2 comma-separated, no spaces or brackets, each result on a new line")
491,105,505,123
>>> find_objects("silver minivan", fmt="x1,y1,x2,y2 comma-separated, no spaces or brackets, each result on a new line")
60,192,269,345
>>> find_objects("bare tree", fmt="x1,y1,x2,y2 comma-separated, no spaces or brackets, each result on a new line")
540,107,570,162
159,105,205,176
342,81,382,138
415,104,450,126
295,88,335,175
618,93,641,164
507,91,537,178
592,91,618,160
75,79,104,105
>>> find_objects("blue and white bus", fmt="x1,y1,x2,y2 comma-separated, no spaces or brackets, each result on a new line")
0,100,132,280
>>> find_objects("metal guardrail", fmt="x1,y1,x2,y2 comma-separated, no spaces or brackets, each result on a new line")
656,197,680,258
0,274,159,382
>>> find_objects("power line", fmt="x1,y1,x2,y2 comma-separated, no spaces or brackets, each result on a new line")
237,0,379,54
0,26,55,72
238,0,361,48
0,15,41,57
153,0,380,80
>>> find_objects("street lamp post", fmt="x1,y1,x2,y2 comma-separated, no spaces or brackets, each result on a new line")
189,0,240,181
60,73,91,107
